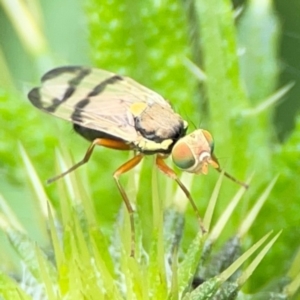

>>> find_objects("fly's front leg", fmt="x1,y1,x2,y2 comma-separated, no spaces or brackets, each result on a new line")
113,154,144,257
155,155,206,234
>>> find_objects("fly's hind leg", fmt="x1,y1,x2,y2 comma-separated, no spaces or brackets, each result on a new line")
48,138,142,256
47,138,132,184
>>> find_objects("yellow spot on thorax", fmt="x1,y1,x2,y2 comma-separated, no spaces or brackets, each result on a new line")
130,102,148,116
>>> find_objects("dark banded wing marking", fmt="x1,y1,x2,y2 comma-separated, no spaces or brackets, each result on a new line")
28,66,171,142
31,67,92,113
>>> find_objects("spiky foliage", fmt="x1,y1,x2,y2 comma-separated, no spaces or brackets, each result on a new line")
0,146,296,299
0,0,300,299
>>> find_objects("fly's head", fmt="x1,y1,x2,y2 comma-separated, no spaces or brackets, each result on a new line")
171,129,219,174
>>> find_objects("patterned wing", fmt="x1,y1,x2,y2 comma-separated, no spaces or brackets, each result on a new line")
28,66,171,142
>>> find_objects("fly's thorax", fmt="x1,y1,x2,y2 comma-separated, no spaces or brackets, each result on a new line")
171,129,219,174
131,102,187,143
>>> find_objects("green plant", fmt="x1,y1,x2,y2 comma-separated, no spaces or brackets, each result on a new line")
0,0,300,298
1,146,297,299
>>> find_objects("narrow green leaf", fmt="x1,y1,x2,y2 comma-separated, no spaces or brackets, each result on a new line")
219,231,273,282
237,231,282,286
238,176,278,238
178,232,204,295
284,268,300,298
7,230,55,283
183,276,221,300
47,203,64,270
19,143,50,237
35,245,58,300
0,272,31,300
209,175,250,241
0,0,48,56
90,238,123,300
238,0,280,102
241,83,295,117
0,193,25,232
203,171,224,231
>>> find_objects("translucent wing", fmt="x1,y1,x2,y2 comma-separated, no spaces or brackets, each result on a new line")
28,66,172,142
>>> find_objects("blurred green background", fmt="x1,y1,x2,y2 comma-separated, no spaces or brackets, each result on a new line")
0,0,300,295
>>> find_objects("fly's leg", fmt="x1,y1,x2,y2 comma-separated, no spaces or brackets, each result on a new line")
211,154,249,189
155,155,206,234
113,154,144,257
47,138,132,183
48,137,143,256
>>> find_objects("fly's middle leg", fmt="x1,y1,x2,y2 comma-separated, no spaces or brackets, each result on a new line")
113,154,144,257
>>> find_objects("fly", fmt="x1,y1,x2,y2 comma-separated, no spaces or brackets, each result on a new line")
28,66,248,256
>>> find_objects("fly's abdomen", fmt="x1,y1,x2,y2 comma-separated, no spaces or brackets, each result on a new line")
73,124,127,143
